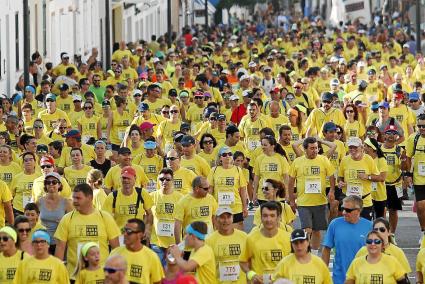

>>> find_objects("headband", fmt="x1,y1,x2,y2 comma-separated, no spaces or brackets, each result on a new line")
364,138,377,151
0,226,17,242
186,224,206,240
32,230,50,244
81,242,99,257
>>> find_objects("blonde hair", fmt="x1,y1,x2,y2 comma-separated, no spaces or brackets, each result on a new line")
72,245,100,278
86,169,103,185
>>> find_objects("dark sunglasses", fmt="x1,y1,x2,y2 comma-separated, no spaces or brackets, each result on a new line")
366,239,382,245
409,100,419,103
32,239,47,244
194,96,203,100
345,110,354,113
162,111,170,114
84,106,93,110
341,206,359,213
209,118,217,121
121,227,141,235
41,165,53,169
203,140,213,144
417,124,425,129
134,94,142,97
165,157,178,161
170,110,179,114
373,227,386,233
44,180,59,185
46,99,55,103
34,126,44,129
18,228,31,233
159,177,172,182
104,267,125,274
221,152,232,157
199,186,209,191
0,236,11,242
262,187,272,191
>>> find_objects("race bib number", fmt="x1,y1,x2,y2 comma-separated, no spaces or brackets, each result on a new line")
247,140,260,150
219,262,240,282
82,135,90,144
101,131,107,139
218,191,235,205
371,182,377,192
396,185,403,198
157,220,174,237
262,271,273,284
23,194,31,208
118,131,125,140
418,162,425,176
347,183,363,197
164,142,174,153
305,179,321,194
146,180,157,193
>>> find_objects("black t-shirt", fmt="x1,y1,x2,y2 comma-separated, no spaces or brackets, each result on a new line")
90,159,112,177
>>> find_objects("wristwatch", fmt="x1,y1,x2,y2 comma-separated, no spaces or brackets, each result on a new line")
367,175,371,181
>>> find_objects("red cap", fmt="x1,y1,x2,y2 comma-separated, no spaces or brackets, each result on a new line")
40,155,55,166
176,275,198,284
271,87,280,93
139,122,155,131
121,166,136,179
384,124,399,134
394,92,404,100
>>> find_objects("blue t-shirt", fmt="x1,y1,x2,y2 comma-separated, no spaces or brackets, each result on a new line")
322,217,372,284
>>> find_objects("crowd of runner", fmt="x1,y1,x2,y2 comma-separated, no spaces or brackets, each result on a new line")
1,7,425,284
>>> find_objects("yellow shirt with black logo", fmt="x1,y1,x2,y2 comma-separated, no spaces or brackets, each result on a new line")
63,165,93,190
145,98,172,116
75,267,104,284
110,110,133,145
0,180,12,227
13,255,69,284
156,119,182,150
0,250,27,283
174,194,218,233
406,133,425,185
338,155,379,207
238,117,271,151
346,254,406,283
58,144,96,168
239,228,291,276
355,243,411,273
56,96,74,113
54,209,121,277
306,108,346,136
172,167,197,195
132,154,163,192
189,244,217,284
0,162,22,188
37,109,71,132
10,172,39,212
268,115,290,136
344,120,366,139
104,164,149,191
198,149,219,168
390,105,415,139
180,155,211,177
281,143,298,165
322,140,346,188
109,246,164,284
208,165,247,214
289,155,335,206
272,253,332,284
186,105,205,127
31,175,72,202
253,153,289,201
206,229,247,284
371,157,388,201
382,145,402,185
77,115,100,141
150,190,183,248
103,187,153,229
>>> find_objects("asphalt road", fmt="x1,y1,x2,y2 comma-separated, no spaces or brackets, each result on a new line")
243,199,421,280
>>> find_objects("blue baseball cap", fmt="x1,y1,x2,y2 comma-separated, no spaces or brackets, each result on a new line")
218,146,232,156
370,101,379,111
378,101,390,109
323,122,337,132
409,92,420,101
138,102,149,112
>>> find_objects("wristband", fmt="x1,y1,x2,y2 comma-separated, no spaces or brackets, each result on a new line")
247,270,257,281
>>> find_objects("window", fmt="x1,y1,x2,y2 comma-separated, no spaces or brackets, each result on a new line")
15,13,19,71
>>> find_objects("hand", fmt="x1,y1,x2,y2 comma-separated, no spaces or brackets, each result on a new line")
243,208,248,218
404,176,413,187
289,200,297,213
357,173,368,180
338,180,346,188
168,244,181,258
328,191,335,202
252,275,264,284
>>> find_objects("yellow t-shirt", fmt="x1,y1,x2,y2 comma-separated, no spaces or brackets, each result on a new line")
189,244,217,284
75,267,104,284
322,140,346,187
180,155,211,177
355,243,411,273
344,120,366,139
272,253,333,284
208,165,247,213
238,117,271,151
239,228,291,276
172,167,197,195
104,164,149,190
132,154,163,192
93,188,108,210
37,109,71,132
371,157,388,201
198,149,219,168
382,145,403,185
390,105,415,139
103,187,154,229
63,165,93,190
253,153,289,201
56,96,74,113
0,250,27,283
110,110,133,145
58,144,96,168
406,133,425,185
0,162,24,188
109,246,164,284
0,180,12,227
31,175,72,202
174,194,218,233
156,119,182,150
13,255,69,283
205,229,248,284
289,155,335,206
145,98,172,116
54,209,121,277
281,143,298,165
346,254,406,284
338,154,379,207
77,115,100,141
10,172,40,212
416,248,425,277
306,108,346,136
150,190,183,248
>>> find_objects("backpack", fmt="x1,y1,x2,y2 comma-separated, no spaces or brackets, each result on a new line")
112,187,144,216
413,133,421,156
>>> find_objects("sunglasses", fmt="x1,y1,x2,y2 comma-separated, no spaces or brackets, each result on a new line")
41,165,53,169
262,187,272,191
345,110,354,113
170,110,179,114
199,186,209,191
165,157,178,161
44,180,59,185
0,236,11,242
34,126,43,129
84,106,93,110
417,125,425,129
366,239,382,245
366,131,376,135
341,206,359,213
162,111,170,114
203,140,213,144
209,118,217,121
32,239,47,244
221,152,232,157
410,100,419,103
46,99,55,102
18,228,31,233
104,267,125,274
322,100,332,104
373,227,386,233
159,177,172,182
121,227,141,235
194,96,203,100
134,94,142,97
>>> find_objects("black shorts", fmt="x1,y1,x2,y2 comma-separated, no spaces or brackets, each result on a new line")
233,212,244,223
111,143,121,152
361,206,374,220
414,185,425,202
386,185,402,210
372,200,386,218
326,187,343,201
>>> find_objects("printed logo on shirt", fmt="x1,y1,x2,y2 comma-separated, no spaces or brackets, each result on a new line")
76,225,99,237
292,134,299,141
89,123,96,130
27,182,34,190
38,269,52,281
218,244,241,257
217,177,235,187
63,104,70,111
349,130,357,137
130,264,142,278
310,166,320,175
174,179,182,188
386,155,395,165
288,153,295,162
395,115,403,122
268,163,278,172
331,152,339,161
6,268,16,280
158,203,174,214
2,173,12,182
302,275,316,284
146,165,157,173
77,178,86,185
251,128,259,135
191,206,210,218
123,120,130,126
370,274,383,284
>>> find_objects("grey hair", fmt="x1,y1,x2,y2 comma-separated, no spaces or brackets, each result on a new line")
343,195,363,210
